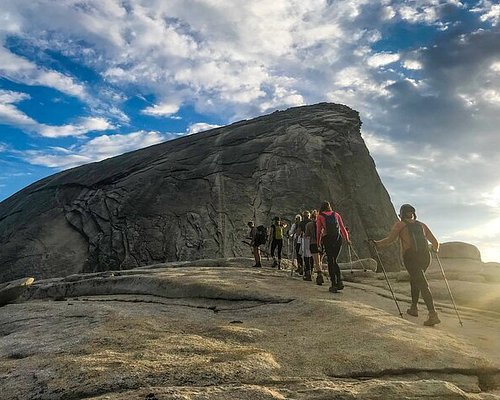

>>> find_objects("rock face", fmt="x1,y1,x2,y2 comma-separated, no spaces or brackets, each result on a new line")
2,261,499,400
0,103,400,283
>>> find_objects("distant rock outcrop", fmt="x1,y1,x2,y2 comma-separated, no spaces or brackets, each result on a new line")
0,103,401,283
440,242,482,261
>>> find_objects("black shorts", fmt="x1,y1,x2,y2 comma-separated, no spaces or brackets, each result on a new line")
309,243,319,254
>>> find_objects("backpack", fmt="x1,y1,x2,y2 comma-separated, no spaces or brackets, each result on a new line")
404,221,429,256
321,212,340,241
254,225,267,246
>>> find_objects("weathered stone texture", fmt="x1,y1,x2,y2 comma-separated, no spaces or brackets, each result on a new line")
0,103,400,283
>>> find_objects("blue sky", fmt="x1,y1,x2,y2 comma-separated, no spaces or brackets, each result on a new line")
1,0,500,261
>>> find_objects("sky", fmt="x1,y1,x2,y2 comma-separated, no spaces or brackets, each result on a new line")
0,0,499,262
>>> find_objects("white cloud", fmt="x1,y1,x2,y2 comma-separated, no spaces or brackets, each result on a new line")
472,2,500,26
481,89,500,105
141,102,180,117
363,131,397,156
22,130,172,169
491,61,500,72
0,89,113,137
402,59,423,70
367,52,400,68
381,6,396,21
398,5,439,24
38,117,114,138
186,123,221,135
0,46,88,101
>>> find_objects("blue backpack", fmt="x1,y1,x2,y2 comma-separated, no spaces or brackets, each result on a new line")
321,212,340,241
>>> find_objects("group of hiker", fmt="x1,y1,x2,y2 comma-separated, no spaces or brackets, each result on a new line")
247,201,442,327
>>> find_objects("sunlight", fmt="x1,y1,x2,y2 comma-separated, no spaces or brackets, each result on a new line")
453,216,500,263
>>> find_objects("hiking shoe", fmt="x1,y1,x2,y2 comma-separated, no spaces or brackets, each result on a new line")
336,282,344,290
295,268,304,275
316,272,324,286
272,260,278,268
406,306,419,317
423,311,441,326
253,263,262,268
303,272,312,281
329,286,338,293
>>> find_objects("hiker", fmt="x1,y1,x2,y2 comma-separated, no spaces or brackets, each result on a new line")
372,204,440,326
289,214,303,274
306,210,323,285
316,201,351,293
247,221,262,268
299,210,313,281
269,216,287,269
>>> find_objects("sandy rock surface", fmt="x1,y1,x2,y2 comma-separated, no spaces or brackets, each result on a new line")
1,258,499,399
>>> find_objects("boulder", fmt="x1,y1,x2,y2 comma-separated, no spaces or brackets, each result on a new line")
439,242,481,261
0,277,34,306
0,103,401,283
339,257,377,272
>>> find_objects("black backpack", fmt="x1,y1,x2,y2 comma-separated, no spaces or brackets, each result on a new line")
321,212,340,241
405,221,429,256
254,225,267,246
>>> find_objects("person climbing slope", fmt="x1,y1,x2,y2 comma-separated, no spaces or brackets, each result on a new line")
306,210,323,285
269,216,287,269
372,204,441,326
316,201,351,293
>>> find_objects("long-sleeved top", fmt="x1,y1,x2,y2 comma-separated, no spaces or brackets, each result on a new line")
376,220,439,253
316,211,349,246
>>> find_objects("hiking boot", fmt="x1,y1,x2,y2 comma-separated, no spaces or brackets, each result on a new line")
329,286,338,293
253,263,262,268
303,272,312,281
316,272,324,286
406,306,419,317
336,282,344,290
423,311,441,326
272,259,278,268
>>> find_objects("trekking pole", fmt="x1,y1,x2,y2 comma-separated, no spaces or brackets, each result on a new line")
371,242,404,318
348,243,353,274
434,251,464,327
349,245,368,272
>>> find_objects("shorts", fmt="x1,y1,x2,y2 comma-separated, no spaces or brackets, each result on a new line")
309,243,319,254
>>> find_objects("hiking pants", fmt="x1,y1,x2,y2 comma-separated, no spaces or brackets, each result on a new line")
403,250,434,311
271,239,283,260
324,235,342,286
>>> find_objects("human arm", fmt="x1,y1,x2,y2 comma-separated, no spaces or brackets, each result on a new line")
373,222,403,248
423,223,439,252
336,213,351,244
316,215,325,247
